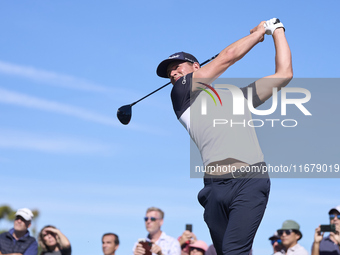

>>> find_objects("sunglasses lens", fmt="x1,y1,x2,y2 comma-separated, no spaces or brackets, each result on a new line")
271,239,282,245
144,217,158,222
278,230,292,236
330,215,335,220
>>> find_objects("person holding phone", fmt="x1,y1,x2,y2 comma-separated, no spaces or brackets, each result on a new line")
178,225,197,255
133,207,180,255
312,205,340,255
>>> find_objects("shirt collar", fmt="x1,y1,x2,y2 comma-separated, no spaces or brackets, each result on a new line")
9,228,30,239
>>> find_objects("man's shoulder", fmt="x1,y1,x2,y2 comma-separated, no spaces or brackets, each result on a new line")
293,243,308,254
0,230,12,239
160,232,179,243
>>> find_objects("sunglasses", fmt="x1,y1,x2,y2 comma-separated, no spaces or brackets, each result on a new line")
277,230,295,236
329,214,340,220
144,217,160,222
270,239,282,245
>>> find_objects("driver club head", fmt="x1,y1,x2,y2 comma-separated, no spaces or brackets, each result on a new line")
117,105,132,125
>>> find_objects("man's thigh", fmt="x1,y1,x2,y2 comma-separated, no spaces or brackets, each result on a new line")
222,177,270,255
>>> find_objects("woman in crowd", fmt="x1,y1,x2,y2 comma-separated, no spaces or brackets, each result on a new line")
38,225,71,255
188,240,208,255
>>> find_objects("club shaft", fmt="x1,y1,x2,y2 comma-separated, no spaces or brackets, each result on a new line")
131,82,171,106
130,53,219,107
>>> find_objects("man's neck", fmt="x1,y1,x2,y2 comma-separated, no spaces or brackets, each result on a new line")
12,230,27,240
286,242,298,250
148,230,162,242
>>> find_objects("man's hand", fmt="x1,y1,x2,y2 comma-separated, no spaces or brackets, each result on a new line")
134,243,146,255
264,18,285,35
314,225,324,243
329,224,340,245
250,21,266,42
150,243,162,255
179,230,197,246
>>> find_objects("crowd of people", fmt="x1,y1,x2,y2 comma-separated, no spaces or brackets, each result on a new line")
0,206,339,255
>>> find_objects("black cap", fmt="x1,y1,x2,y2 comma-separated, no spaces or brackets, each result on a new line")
157,51,198,78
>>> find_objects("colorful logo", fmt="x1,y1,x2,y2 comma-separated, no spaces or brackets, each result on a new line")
197,82,222,106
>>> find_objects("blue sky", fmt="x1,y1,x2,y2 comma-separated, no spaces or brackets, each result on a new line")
0,1,339,255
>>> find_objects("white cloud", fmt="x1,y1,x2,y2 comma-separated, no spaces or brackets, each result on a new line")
0,87,119,126
0,129,113,154
0,87,170,135
0,60,113,93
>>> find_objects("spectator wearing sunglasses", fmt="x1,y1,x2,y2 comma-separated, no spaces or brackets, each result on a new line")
312,205,340,255
274,220,308,255
0,208,38,255
133,207,181,255
269,232,285,254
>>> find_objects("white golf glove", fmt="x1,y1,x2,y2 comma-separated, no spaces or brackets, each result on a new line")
264,18,285,35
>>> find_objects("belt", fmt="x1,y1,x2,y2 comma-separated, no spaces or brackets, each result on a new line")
204,168,247,180
203,162,267,181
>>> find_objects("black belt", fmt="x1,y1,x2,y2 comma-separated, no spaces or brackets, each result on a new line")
203,162,267,180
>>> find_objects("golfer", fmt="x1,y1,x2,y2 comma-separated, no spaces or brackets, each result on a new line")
156,18,292,255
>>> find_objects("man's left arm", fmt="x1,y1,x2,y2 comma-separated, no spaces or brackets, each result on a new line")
23,240,38,255
254,24,293,103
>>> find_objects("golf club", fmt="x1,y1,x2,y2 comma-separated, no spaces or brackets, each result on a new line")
117,53,219,125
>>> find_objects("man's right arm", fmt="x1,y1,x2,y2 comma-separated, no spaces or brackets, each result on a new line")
312,226,323,255
192,21,266,88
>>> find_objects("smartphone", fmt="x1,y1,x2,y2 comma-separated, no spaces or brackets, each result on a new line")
320,224,336,232
138,238,152,255
186,224,193,232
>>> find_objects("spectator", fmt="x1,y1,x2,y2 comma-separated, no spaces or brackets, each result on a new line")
312,205,340,255
133,207,180,255
178,230,197,255
188,241,208,255
102,233,119,255
275,220,308,255
38,226,71,255
269,232,284,254
0,208,38,255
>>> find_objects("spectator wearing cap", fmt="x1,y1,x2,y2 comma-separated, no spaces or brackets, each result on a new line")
312,205,340,255
275,220,308,255
178,230,197,255
0,208,38,255
269,232,284,254
188,241,208,255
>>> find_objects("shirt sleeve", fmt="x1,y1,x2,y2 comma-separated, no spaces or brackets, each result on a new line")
240,82,264,108
23,240,38,255
61,246,72,255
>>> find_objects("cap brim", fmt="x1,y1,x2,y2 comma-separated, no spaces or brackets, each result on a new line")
329,208,340,214
156,59,175,78
15,213,31,221
157,59,188,78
